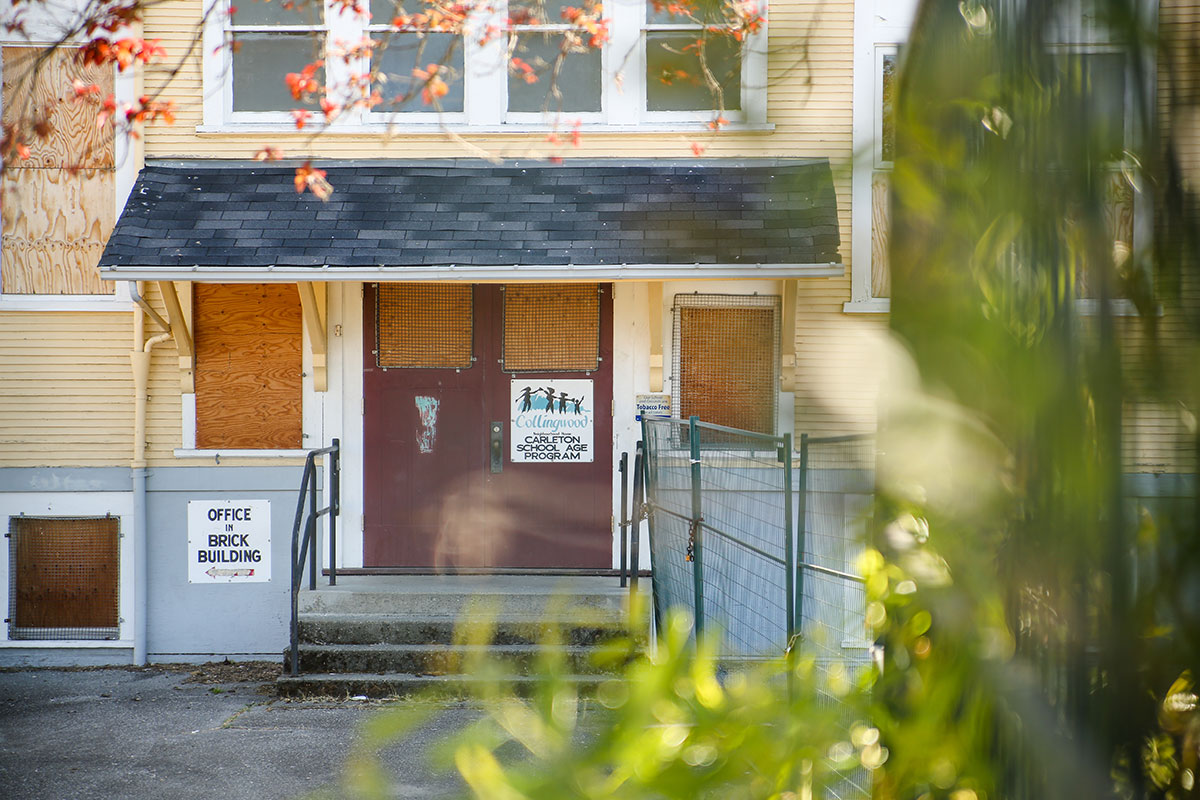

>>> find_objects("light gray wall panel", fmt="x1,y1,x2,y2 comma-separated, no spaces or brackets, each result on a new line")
144,465,308,659
0,467,131,493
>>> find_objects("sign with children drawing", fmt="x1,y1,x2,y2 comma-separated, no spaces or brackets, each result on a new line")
510,379,594,463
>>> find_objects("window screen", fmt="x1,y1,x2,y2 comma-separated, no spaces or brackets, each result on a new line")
503,284,601,372
376,283,474,368
672,294,780,435
9,516,119,641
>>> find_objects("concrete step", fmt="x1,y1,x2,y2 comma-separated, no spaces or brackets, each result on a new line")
296,575,641,618
297,614,641,647
285,642,624,675
298,590,627,617
277,577,650,698
276,671,610,699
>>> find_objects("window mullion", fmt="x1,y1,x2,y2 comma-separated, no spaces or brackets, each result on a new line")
468,1,508,124
326,0,365,126
607,0,642,125
741,5,767,123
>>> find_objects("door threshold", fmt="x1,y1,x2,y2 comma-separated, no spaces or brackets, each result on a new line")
325,567,652,578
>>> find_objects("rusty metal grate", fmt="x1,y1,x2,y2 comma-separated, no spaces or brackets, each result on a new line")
376,283,474,368
502,284,601,372
672,294,780,436
8,516,120,641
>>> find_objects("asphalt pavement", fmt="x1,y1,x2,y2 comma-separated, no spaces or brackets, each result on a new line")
0,665,476,799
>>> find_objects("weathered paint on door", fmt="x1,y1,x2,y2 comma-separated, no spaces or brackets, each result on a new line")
363,284,613,568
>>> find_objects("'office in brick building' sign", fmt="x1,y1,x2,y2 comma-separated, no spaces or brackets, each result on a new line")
187,500,271,583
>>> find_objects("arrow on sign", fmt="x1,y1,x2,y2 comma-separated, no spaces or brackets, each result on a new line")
206,567,255,578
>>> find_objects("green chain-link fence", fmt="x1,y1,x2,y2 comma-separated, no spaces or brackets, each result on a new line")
641,417,876,797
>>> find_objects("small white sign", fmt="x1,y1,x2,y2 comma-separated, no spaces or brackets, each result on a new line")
636,393,671,420
511,379,594,463
187,500,271,583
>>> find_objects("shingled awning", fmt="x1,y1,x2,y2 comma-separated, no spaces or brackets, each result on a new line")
99,159,843,282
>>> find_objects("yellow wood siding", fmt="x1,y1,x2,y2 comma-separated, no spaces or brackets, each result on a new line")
134,0,877,441
139,0,855,160
0,311,133,467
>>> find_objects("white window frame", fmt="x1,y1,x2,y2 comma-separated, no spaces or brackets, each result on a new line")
847,0,915,312
639,2,765,126
361,9,471,124
171,282,324,458
845,0,1150,314
200,0,767,130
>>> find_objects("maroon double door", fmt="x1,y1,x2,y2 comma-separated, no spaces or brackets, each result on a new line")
363,284,613,568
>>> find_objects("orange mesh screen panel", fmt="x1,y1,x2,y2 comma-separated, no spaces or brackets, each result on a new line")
10,516,119,639
503,284,600,372
674,295,779,435
376,283,473,368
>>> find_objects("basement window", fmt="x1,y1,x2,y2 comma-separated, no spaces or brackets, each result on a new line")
8,516,120,641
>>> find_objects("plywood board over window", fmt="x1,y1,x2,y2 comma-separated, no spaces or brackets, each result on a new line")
194,283,302,450
0,46,115,295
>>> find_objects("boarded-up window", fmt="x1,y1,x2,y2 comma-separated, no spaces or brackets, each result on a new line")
672,294,779,435
503,284,600,372
195,283,302,449
376,283,473,368
1,46,115,295
9,516,119,640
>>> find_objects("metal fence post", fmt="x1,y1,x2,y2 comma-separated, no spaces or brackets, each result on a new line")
636,426,657,631
782,432,795,649
308,467,318,592
619,452,629,588
795,433,809,642
329,439,340,587
689,415,704,637
631,440,644,595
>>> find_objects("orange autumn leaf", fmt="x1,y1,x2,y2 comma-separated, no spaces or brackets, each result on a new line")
294,162,332,200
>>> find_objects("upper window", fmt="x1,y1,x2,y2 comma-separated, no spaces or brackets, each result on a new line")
205,0,766,127
228,0,326,113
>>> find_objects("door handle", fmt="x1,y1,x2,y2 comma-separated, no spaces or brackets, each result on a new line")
490,421,504,473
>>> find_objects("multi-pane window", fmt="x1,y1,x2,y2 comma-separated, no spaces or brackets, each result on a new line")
227,0,326,113
507,0,603,115
368,0,465,115
879,50,897,163
644,0,742,113
210,0,765,125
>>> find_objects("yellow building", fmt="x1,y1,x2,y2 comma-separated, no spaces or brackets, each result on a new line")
0,0,1189,666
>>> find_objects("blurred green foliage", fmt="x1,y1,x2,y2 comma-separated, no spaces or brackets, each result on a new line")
327,0,1200,797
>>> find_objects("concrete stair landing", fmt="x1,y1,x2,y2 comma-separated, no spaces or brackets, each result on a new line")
276,575,648,698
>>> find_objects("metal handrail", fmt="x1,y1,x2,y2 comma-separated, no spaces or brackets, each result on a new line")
289,439,340,677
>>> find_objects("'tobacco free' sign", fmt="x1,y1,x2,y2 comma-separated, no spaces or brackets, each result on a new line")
187,500,271,583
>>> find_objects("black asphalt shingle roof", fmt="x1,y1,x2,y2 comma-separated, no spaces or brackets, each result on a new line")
99,160,841,269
